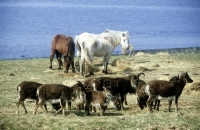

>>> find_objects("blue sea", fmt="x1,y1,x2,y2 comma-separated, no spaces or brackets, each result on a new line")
0,0,200,59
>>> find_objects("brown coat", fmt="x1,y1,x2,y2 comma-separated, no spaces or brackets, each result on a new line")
50,34,75,73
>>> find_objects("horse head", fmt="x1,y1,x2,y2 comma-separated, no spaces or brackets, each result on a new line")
120,31,130,50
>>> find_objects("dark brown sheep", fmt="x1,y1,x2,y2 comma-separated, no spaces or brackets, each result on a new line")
153,75,180,110
49,34,76,73
16,81,66,115
34,81,84,116
137,72,193,113
83,73,145,110
77,85,121,116
16,81,45,115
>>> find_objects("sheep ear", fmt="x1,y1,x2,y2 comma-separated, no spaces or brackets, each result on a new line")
76,81,83,86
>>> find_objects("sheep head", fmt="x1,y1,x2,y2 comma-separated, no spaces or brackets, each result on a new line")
76,81,87,94
181,72,193,83
125,72,145,88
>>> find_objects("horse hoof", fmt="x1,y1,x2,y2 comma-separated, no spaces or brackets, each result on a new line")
89,72,94,75
72,69,76,73
102,70,108,74
84,74,91,78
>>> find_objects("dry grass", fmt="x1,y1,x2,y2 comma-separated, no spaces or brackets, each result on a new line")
0,53,200,129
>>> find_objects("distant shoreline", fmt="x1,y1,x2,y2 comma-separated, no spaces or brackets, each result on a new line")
113,47,200,55
1,47,200,60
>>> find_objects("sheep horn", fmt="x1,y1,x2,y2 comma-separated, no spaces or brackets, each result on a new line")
137,73,145,78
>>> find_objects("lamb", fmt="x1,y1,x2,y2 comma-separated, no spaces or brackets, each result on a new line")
77,85,121,116
137,72,193,113
34,81,84,116
16,81,65,115
84,73,145,110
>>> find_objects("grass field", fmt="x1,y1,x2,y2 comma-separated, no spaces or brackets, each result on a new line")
0,52,200,130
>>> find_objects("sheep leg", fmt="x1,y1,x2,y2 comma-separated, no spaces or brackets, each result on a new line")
101,105,107,116
55,100,66,116
157,100,160,111
93,106,96,113
43,103,48,113
76,103,82,111
39,104,47,114
124,95,128,105
153,99,160,110
36,99,48,113
146,96,157,113
175,96,179,112
68,102,71,110
34,104,39,115
34,100,46,115
120,95,125,111
16,100,27,115
34,103,46,115
85,103,90,116
16,102,20,115
76,101,85,111
168,100,172,112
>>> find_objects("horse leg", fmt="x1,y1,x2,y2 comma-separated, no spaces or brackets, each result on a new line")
102,61,107,74
102,56,109,74
56,52,62,70
88,63,94,75
49,49,56,69
64,56,71,73
71,60,76,73
80,56,84,76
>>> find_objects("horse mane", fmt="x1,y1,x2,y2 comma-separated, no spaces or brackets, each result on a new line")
103,34,121,47
66,37,75,59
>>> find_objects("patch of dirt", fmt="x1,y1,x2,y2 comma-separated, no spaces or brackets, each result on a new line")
59,72,76,77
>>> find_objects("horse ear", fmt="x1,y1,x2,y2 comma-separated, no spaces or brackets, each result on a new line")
122,33,125,37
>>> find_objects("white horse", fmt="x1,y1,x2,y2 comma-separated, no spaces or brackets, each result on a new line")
75,30,130,75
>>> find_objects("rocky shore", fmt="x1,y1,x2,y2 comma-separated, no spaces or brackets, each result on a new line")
113,47,200,55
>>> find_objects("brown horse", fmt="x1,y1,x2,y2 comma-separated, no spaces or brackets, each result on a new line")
49,34,76,73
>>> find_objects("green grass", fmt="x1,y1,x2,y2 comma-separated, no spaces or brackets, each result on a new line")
0,54,200,129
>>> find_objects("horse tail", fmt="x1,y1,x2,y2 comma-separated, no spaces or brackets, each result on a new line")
75,36,81,54
83,47,93,71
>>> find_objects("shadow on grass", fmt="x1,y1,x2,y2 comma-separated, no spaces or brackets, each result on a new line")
48,109,124,117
